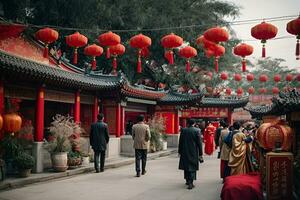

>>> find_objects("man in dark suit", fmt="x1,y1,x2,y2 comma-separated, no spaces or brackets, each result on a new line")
178,118,204,189
90,113,109,173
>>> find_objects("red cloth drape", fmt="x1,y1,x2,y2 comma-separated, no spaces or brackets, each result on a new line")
204,124,216,155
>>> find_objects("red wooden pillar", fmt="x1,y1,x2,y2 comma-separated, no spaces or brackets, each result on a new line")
0,81,4,114
115,103,121,137
74,90,80,123
120,106,125,136
228,109,233,126
35,86,45,142
92,96,99,123
182,118,187,128
174,110,179,134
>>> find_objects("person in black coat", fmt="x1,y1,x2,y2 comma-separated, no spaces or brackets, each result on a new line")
90,113,109,173
178,118,204,190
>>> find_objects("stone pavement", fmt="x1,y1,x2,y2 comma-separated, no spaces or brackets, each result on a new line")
0,152,222,200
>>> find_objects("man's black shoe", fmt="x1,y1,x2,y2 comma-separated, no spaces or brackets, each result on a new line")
136,173,140,177
142,170,146,175
96,169,100,173
185,182,189,185
187,184,194,190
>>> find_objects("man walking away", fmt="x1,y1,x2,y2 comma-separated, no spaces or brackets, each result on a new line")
132,115,151,177
178,118,204,190
90,113,109,173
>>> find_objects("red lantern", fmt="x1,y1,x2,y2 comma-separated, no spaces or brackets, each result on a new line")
3,113,22,133
130,34,152,73
109,44,126,72
286,74,293,82
234,73,242,82
272,87,280,94
204,48,214,58
161,33,183,64
203,27,229,43
141,47,149,58
209,44,225,73
286,16,300,59
83,44,103,70
178,46,197,72
66,32,88,64
259,74,268,82
35,28,59,58
233,43,253,72
236,87,243,96
251,21,278,57
274,74,281,82
98,31,121,59
220,72,228,80
196,35,215,49
248,87,255,94
225,88,232,95
246,73,255,82
259,88,267,94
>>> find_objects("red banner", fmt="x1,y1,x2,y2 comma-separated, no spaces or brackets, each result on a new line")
266,152,293,200
181,107,228,118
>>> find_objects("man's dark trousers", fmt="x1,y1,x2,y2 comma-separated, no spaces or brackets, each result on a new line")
94,150,106,171
135,149,147,174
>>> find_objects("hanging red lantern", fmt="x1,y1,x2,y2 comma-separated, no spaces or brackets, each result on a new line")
251,21,278,57
209,44,225,73
129,34,152,73
220,72,228,80
109,44,126,72
141,47,150,58
272,87,280,94
234,73,242,82
248,87,255,94
286,74,293,82
203,27,229,43
225,88,232,95
161,33,183,64
233,43,253,72
196,35,216,49
178,46,197,72
83,44,103,70
236,87,243,96
274,74,281,82
66,32,88,64
246,73,255,82
259,88,267,94
35,28,59,58
204,48,214,58
286,16,300,59
259,74,268,82
98,31,121,59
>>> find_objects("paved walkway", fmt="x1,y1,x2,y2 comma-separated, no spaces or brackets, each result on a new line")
0,153,222,200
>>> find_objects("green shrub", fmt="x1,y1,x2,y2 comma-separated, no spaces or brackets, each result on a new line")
14,153,35,169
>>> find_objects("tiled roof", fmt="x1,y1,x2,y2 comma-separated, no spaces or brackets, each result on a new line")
0,50,123,90
159,91,204,104
200,97,249,108
121,84,166,100
245,89,300,117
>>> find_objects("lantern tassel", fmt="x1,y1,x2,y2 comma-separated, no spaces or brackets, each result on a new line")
113,57,117,70
262,43,266,58
169,51,174,65
296,39,299,60
43,44,49,58
73,48,78,64
242,58,246,72
91,57,96,70
137,56,142,73
186,60,190,72
106,47,111,59
214,57,219,73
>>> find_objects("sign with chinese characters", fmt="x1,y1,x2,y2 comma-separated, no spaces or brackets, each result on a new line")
181,107,228,118
266,152,293,200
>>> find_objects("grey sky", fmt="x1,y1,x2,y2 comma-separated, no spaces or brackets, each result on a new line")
226,0,300,70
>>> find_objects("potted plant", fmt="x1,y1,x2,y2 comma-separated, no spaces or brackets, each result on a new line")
14,152,34,178
45,114,73,172
80,152,90,166
161,133,168,150
148,115,166,152
67,150,81,169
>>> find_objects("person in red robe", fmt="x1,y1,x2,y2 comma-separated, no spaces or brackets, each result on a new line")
204,123,216,155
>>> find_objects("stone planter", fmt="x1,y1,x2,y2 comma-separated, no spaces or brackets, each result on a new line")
51,152,68,172
162,141,167,150
81,156,90,166
18,168,31,178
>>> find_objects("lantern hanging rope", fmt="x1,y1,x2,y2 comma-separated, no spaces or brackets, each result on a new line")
208,44,225,73
98,31,121,59
83,44,103,70
109,44,126,73
251,21,278,57
161,33,183,64
66,32,88,64
233,43,253,72
178,46,197,72
35,28,59,58
286,16,300,60
129,34,152,73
